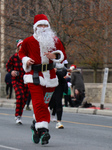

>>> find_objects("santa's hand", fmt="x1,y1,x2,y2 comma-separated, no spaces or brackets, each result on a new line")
44,52,56,59
27,59,35,67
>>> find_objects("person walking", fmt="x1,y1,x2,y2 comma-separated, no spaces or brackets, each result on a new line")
19,14,66,145
49,66,68,129
4,72,13,99
6,39,29,124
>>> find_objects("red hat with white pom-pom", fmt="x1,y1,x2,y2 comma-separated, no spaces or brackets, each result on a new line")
70,64,76,70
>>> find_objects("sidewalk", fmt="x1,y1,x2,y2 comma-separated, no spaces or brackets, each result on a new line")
0,98,112,116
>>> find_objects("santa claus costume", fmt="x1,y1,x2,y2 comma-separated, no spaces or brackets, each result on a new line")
19,14,66,145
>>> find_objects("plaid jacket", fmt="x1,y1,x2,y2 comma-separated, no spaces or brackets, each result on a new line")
6,53,25,83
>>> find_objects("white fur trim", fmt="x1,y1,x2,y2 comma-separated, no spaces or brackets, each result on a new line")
42,71,58,87
33,20,50,31
64,59,68,64
70,66,75,70
23,75,33,84
35,121,48,130
44,75,58,88
22,57,31,72
51,50,64,63
23,74,59,87
55,62,64,69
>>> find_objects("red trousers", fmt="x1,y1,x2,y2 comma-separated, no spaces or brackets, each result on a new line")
28,83,55,129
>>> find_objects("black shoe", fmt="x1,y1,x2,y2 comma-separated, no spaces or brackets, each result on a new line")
31,120,36,131
31,120,40,144
39,128,51,145
26,106,31,111
31,129,40,144
40,131,50,145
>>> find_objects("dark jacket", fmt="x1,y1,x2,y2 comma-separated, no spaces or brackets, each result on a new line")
56,67,68,94
5,72,12,84
71,69,85,92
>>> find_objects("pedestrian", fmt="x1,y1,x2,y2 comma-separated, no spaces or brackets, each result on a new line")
4,72,13,99
49,65,68,129
19,14,66,145
6,39,29,124
70,65,85,107
26,92,32,111
63,77,74,107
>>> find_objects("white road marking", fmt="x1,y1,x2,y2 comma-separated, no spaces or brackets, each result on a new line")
0,145,22,150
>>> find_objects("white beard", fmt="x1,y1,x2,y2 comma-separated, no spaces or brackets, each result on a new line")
34,27,56,52
33,27,57,63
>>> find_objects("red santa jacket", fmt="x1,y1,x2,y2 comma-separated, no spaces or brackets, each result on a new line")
19,35,66,88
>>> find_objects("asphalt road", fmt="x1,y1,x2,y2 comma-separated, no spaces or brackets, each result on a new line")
0,107,112,150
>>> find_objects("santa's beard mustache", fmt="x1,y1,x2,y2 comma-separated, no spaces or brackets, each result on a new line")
34,27,56,52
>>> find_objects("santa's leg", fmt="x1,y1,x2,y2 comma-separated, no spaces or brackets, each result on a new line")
28,83,54,145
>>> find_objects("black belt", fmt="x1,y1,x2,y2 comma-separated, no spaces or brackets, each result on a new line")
32,63,54,85
32,63,54,72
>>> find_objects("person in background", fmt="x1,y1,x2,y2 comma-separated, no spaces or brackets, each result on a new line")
19,14,66,145
63,76,74,107
6,39,29,124
70,65,85,107
5,72,12,99
49,64,68,129
26,92,32,111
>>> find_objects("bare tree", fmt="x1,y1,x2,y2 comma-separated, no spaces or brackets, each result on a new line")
0,0,112,83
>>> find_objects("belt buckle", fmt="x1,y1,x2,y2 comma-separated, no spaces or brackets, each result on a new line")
42,64,47,72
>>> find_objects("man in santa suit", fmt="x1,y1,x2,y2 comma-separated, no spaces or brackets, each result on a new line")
19,14,66,145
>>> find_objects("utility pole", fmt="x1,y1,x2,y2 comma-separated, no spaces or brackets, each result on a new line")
100,68,109,109
0,0,5,69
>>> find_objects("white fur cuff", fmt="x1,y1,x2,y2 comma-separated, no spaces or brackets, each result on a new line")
35,121,48,130
22,56,31,72
51,50,64,63
55,62,64,69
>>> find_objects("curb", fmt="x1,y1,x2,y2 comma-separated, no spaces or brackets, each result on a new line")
1,101,112,116
63,107,112,116
0,103,16,108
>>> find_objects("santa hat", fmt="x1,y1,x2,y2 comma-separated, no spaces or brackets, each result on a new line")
70,64,76,70
16,39,23,48
33,14,50,31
